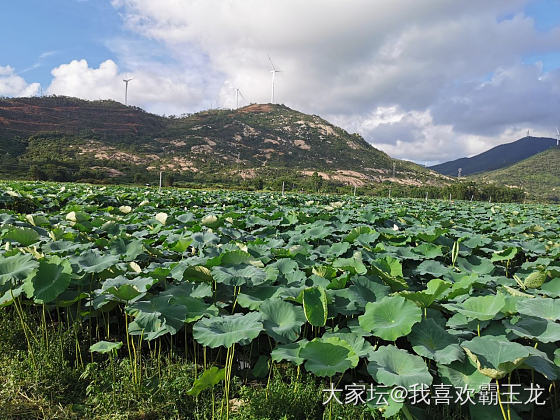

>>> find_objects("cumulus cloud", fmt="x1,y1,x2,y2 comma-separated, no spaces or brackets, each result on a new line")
107,0,560,162
0,66,40,97
46,59,209,115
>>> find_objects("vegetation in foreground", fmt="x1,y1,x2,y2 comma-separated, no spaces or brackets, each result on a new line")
1,181,559,419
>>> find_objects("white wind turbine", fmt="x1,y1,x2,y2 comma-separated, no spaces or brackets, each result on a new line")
123,78,133,106
556,127,560,147
268,55,281,104
234,88,247,109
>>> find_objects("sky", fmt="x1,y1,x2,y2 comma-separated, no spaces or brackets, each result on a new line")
1,0,559,164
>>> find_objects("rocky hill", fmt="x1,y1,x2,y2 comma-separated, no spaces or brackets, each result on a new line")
0,96,447,189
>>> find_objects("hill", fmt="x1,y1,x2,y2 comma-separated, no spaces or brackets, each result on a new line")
430,136,557,176
0,96,447,190
473,147,560,202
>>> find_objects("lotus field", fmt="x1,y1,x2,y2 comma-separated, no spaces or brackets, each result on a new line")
2,181,560,419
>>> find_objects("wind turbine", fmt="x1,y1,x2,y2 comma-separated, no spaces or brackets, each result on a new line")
234,88,247,109
123,78,133,106
556,127,560,147
268,55,281,104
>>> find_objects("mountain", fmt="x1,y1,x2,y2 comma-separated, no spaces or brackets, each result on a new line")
430,136,557,176
473,148,560,202
0,96,446,189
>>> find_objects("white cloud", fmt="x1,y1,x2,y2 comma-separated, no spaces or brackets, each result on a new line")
0,66,40,97
46,59,209,115
107,0,560,162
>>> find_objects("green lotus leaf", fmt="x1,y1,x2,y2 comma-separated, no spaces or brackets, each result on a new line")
89,340,123,354
127,295,187,339
0,253,39,285
400,278,451,307
101,276,156,302
22,256,72,303
446,294,506,321
456,256,494,275
504,316,560,343
303,286,328,327
367,345,432,388
541,278,560,297
408,318,464,364
71,251,119,273
461,336,533,379
491,247,518,262
413,243,443,259
300,337,359,377
172,296,218,323
66,211,90,223
437,357,491,392
270,340,308,366
4,227,40,246
193,312,263,348
259,298,306,343
160,282,213,299
415,260,450,278
186,366,225,397
517,297,560,321
25,214,50,227
211,264,267,287
332,252,367,275
236,286,283,310
109,238,145,262
359,295,421,341
321,331,373,357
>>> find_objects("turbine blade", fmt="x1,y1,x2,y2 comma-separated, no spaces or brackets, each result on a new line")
267,54,277,71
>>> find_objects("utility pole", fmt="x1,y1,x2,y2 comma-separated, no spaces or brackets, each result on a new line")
425,192,428,201
282,181,285,196
353,185,357,197
159,171,163,191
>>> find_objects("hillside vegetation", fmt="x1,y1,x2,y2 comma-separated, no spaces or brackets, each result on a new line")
0,96,446,191
474,147,560,202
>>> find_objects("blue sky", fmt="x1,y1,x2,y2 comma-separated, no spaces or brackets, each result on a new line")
1,0,559,163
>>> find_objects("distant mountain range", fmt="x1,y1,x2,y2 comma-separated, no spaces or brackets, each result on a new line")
0,96,444,188
430,136,557,176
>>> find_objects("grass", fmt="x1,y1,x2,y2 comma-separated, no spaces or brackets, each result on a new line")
0,309,390,420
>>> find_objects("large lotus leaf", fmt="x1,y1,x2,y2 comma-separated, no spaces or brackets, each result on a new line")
303,286,328,327
413,243,443,259
332,252,367,275
236,286,283,310
321,331,373,357
109,238,145,262
367,345,432,388
127,295,187,338
211,264,267,287
186,366,225,397
446,294,506,321
522,353,559,381
259,299,306,343
347,276,390,310
400,278,451,307
0,253,39,285
43,240,89,254
445,273,479,299
415,260,450,278
300,337,359,377
461,336,533,379
504,316,560,344
190,231,220,249
359,295,422,341
26,214,50,227
71,251,119,273
491,247,518,262
193,312,263,348
437,357,491,392
270,340,308,366
456,256,494,275
101,276,156,302
66,211,90,223
128,312,170,340
90,340,123,354
408,319,464,364
4,227,40,246
22,256,72,303
171,296,218,323
159,282,212,300
541,278,560,297
517,297,560,321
